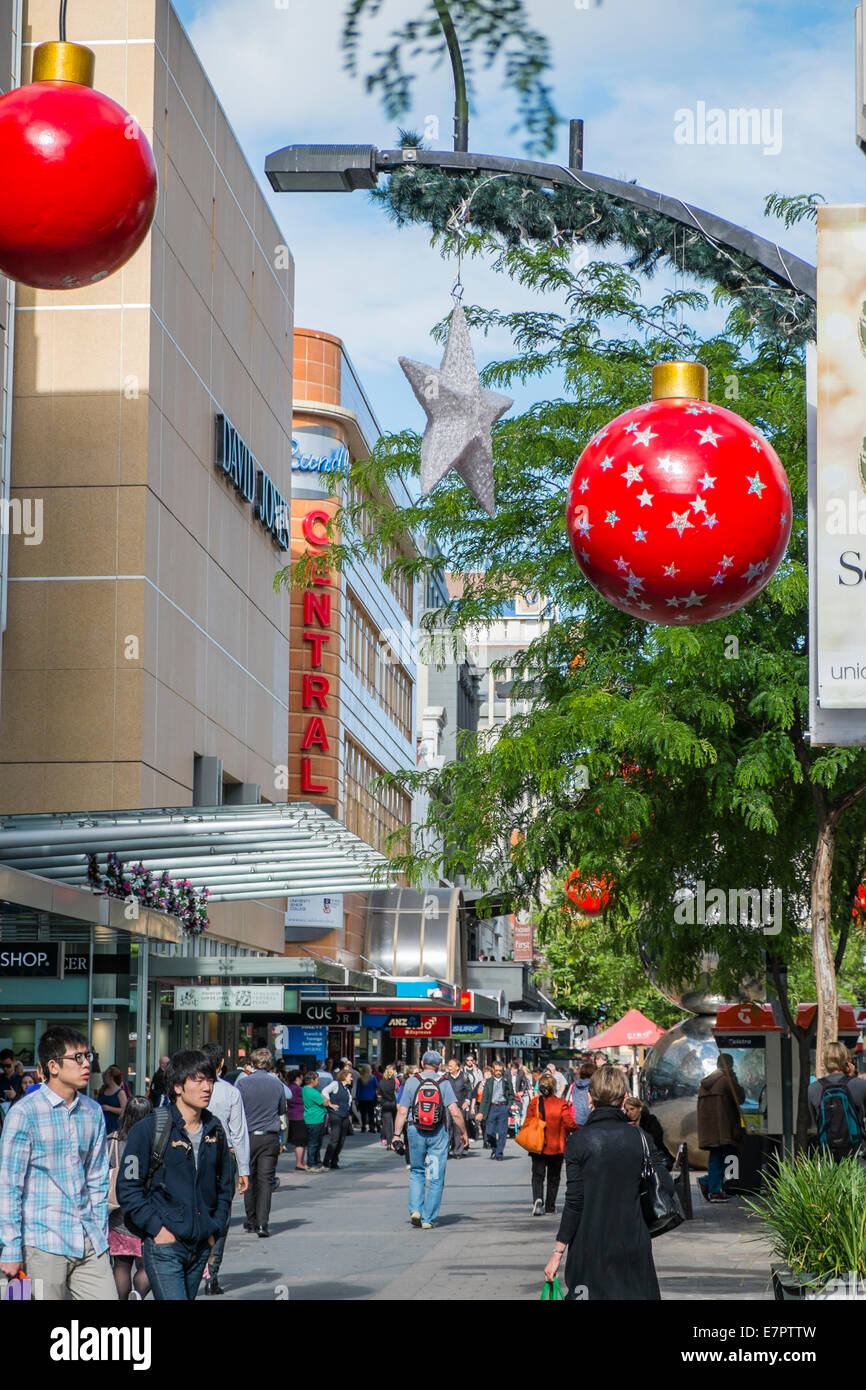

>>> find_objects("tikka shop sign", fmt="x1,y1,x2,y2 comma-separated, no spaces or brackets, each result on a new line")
0,944,65,977
215,414,289,551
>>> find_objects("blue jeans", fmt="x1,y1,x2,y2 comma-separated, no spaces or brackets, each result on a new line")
486,1104,509,1157
143,1236,211,1301
699,1146,734,1196
306,1123,324,1167
407,1124,450,1224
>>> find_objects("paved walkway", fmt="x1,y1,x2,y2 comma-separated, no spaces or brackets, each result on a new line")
203,1131,774,1301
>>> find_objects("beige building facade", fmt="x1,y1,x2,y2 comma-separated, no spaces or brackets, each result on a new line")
0,0,295,951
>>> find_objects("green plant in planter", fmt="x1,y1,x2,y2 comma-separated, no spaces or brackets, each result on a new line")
746,1154,866,1292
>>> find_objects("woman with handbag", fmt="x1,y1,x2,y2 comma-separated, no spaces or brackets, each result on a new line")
108,1096,152,1300
543,1065,677,1300
521,1074,577,1216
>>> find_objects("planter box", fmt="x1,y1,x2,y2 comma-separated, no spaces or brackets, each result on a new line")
771,1264,866,1300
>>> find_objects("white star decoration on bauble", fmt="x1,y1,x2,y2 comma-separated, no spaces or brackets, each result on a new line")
399,304,513,516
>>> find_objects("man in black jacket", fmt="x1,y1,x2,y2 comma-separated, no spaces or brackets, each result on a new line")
444,1057,471,1157
117,1049,233,1301
480,1061,515,1160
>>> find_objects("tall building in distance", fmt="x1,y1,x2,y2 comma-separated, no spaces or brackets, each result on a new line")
286,328,419,974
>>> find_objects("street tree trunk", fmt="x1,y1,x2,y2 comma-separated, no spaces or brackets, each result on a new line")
811,818,838,1075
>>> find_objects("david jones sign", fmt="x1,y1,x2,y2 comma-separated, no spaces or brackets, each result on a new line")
215,414,289,551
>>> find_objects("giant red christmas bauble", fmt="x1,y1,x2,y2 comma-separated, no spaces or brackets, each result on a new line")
0,43,157,289
565,870,611,916
565,362,792,624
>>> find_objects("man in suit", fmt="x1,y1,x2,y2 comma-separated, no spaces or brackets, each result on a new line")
480,1060,515,1160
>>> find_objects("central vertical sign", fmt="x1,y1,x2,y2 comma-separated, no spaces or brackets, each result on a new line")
299,508,332,794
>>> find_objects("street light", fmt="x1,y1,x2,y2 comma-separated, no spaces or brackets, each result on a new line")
265,144,380,192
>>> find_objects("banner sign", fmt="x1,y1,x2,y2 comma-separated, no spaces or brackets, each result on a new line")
509,1034,545,1048
285,894,343,929
173,985,284,1012
812,206,866,734
512,911,534,962
451,1021,484,1036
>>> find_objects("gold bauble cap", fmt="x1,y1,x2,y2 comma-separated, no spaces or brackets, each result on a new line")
651,361,709,402
32,41,95,87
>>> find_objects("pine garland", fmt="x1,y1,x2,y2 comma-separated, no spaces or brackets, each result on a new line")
373,165,816,345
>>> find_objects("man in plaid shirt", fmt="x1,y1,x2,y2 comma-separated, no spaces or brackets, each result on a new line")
0,1025,116,1299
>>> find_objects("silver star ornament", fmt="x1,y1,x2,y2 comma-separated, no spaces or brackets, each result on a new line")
399,303,512,516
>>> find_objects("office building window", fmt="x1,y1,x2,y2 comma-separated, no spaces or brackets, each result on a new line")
344,738,411,855
346,481,413,618
344,588,413,739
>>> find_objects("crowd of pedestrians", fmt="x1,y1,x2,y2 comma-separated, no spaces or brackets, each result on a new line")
2,1028,863,1302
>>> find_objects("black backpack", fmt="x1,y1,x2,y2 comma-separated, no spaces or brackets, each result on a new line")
120,1108,172,1238
817,1076,863,1155
410,1076,446,1133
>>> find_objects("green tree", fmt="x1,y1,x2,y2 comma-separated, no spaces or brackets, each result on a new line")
287,223,866,1146
341,0,560,155
535,902,683,1030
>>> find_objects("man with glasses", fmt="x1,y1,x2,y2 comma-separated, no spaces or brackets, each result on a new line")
0,1026,115,1300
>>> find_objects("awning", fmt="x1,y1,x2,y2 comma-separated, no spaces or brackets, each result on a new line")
0,803,396,902
147,952,392,994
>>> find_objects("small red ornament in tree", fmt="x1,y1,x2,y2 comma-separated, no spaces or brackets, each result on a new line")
0,38,157,290
565,362,792,624
852,883,866,924
565,870,612,916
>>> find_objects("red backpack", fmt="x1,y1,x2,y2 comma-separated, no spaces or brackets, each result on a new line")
411,1075,446,1133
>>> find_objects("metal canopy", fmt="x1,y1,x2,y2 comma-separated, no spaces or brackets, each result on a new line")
0,804,396,902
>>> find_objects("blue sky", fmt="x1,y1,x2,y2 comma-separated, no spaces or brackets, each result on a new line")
173,0,864,432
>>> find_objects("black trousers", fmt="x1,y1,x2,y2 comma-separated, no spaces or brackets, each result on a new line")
324,1115,349,1166
208,1154,237,1277
531,1152,564,1211
244,1133,280,1227
358,1099,376,1131
380,1105,396,1144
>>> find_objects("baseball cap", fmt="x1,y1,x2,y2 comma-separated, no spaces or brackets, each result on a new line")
421,1050,444,1067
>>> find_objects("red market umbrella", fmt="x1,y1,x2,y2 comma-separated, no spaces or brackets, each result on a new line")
585,1009,665,1050
584,1010,665,1095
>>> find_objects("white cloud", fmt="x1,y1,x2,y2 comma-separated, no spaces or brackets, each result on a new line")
172,0,861,430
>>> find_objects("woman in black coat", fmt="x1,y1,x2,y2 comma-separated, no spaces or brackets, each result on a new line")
378,1065,398,1146
544,1065,675,1300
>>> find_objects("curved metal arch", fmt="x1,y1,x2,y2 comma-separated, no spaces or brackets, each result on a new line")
265,143,816,302
375,149,817,300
